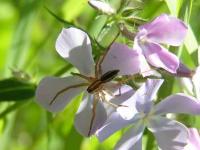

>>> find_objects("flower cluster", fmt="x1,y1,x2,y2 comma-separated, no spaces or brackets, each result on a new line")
35,1,200,149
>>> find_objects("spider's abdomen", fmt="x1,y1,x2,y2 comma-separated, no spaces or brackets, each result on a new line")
100,70,119,83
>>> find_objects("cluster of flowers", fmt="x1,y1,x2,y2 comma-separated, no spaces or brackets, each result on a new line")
36,1,200,150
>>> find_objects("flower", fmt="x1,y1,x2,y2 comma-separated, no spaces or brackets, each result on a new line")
134,14,188,74
180,66,200,99
96,79,200,150
35,27,144,137
88,0,116,15
184,128,200,150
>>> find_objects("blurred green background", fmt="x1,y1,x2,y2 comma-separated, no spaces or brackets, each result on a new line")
0,0,200,150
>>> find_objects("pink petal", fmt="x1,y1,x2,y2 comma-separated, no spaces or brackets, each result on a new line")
101,43,147,76
35,76,87,112
140,14,187,46
174,62,194,77
141,42,179,73
55,27,95,76
133,41,154,77
74,93,107,137
148,116,189,150
115,122,145,150
154,93,200,115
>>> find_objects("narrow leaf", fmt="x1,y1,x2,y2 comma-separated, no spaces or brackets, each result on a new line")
0,78,36,101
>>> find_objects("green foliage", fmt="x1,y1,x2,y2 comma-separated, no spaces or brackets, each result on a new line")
0,0,200,150
0,78,35,101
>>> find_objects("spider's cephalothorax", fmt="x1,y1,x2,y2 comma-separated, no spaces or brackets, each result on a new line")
87,69,119,93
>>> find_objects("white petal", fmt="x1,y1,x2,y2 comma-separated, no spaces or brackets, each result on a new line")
89,0,115,15
184,128,200,150
74,93,107,137
154,93,200,115
139,79,163,111
105,83,135,116
115,122,145,150
192,66,200,99
179,77,194,95
148,116,189,150
56,27,95,75
116,79,163,120
35,76,87,112
96,112,137,142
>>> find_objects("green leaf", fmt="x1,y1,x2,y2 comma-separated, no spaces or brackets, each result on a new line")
0,102,24,118
179,0,193,23
184,25,198,54
0,78,36,101
61,0,87,22
165,0,183,16
5,0,42,75
97,23,120,48
45,6,75,27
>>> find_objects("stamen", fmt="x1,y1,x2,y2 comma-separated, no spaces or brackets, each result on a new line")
101,90,128,108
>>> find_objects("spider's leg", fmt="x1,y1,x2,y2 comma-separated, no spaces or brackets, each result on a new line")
88,95,98,136
95,55,103,78
71,72,93,81
49,83,89,105
102,90,127,108
104,84,122,97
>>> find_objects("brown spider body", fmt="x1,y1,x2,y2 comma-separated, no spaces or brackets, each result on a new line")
87,70,119,93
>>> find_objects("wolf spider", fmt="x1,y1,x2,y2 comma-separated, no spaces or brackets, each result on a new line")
49,50,125,136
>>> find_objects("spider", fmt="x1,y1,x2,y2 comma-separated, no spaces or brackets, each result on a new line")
48,50,125,136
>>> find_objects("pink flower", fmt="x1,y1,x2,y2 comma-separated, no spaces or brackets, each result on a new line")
134,14,187,73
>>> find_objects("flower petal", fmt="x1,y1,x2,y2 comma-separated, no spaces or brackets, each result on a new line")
148,116,189,150
74,93,107,137
140,14,187,46
142,42,180,73
115,122,145,150
88,0,115,15
184,128,200,150
35,76,87,112
133,41,155,77
101,43,144,76
154,93,200,115
118,79,163,120
96,112,137,142
104,83,135,116
55,27,95,75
